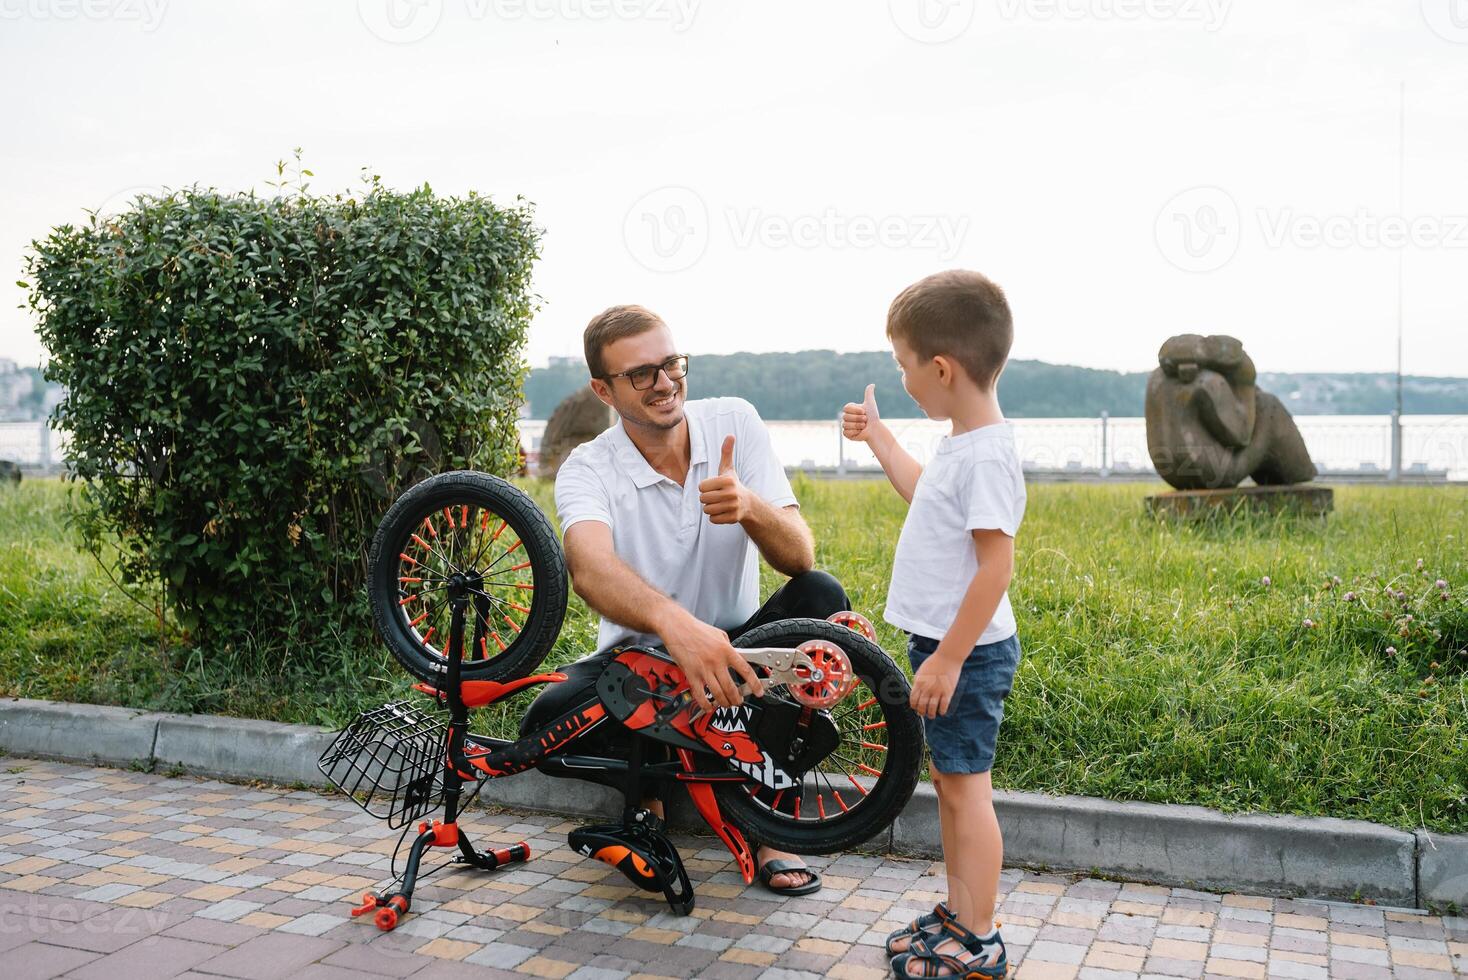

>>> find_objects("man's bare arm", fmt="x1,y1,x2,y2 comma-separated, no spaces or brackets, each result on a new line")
562,521,763,713
739,498,814,577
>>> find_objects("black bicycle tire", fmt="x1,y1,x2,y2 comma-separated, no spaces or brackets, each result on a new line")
367,470,567,685
715,618,922,855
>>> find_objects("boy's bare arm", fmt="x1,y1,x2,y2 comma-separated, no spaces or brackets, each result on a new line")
932,530,1015,663
842,384,923,502
865,422,924,503
910,529,1015,718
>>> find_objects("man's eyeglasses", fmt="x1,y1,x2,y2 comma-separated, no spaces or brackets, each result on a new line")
601,354,690,391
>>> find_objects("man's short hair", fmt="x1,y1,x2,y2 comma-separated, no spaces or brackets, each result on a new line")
886,270,1013,390
583,305,666,378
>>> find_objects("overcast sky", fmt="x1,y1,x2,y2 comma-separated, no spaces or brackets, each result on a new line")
2,0,1466,377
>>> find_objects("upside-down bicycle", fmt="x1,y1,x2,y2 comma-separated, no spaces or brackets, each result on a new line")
320,470,922,929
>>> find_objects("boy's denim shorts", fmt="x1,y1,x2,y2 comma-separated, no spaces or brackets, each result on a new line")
906,631,1022,775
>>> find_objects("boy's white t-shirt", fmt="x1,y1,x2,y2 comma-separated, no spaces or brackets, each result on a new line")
883,422,1026,645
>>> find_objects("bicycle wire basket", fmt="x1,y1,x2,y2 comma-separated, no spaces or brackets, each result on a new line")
318,701,447,829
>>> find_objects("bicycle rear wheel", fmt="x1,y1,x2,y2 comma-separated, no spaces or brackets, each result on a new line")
367,470,567,684
716,618,922,855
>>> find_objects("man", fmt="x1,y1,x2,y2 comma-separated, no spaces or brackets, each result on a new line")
530,304,851,895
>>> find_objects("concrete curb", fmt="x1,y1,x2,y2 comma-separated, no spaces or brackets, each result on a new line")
893,784,1420,907
1,696,1461,911
1417,829,1468,911
0,698,157,768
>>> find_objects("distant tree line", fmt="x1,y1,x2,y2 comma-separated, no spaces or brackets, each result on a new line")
524,351,1468,420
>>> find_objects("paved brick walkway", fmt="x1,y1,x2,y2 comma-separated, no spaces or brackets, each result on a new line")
0,757,1462,980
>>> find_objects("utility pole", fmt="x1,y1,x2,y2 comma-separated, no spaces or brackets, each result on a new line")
1390,80,1406,481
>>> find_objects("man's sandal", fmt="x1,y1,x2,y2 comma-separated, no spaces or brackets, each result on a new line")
884,902,952,957
891,918,1008,978
756,858,822,896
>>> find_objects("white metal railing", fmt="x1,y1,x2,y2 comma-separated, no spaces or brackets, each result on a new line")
6,415,1465,481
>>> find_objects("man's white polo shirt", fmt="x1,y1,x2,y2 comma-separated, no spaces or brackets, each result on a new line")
554,397,797,654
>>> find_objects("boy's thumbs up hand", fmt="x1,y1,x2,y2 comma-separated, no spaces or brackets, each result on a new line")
700,434,750,525
842,384,881,443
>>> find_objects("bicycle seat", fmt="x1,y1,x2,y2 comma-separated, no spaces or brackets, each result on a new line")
413,672,567,709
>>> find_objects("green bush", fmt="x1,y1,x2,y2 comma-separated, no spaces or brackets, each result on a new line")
23,173,541,642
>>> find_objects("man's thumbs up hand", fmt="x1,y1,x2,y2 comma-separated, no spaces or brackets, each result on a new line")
700,434,750,525
718,434,736,475
842,383,881,443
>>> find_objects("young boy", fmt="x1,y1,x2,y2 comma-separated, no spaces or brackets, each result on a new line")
842,269,1025,979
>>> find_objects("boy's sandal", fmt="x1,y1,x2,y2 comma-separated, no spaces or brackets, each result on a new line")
891,918,1007,979
884,902,952,957
756,858,822,896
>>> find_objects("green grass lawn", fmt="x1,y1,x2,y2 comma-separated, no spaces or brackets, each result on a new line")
2,475,1464,834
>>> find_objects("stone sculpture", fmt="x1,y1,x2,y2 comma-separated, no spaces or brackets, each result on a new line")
538,386,614,477
1145,335,1316,491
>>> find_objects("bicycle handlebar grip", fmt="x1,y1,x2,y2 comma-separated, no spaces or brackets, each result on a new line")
490,842,531,867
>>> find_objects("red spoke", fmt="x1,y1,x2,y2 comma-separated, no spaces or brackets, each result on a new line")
423,626,436,645
794,796,801,820
458,505,468,528
411,533,432,551
491,631,507,651
478,637,488,660
400,553,419,567
860,742,888,752
398,594,418,607
441,507,456,529
855,697,877,711
504,602,530,614
422,517,438,538
409,611,428,627
502,615,521,633
861,721,887,731
399,576,423,584
817,795,826,820
856,763,882,777
848,775,869,796
507,561,532,572
833,790,849,812
491,520,508,542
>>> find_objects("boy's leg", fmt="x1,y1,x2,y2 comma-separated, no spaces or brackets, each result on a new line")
936,769,1001,935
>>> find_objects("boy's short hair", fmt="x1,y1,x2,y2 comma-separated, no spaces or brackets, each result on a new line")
886,270,1013,389
583,305,666,378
